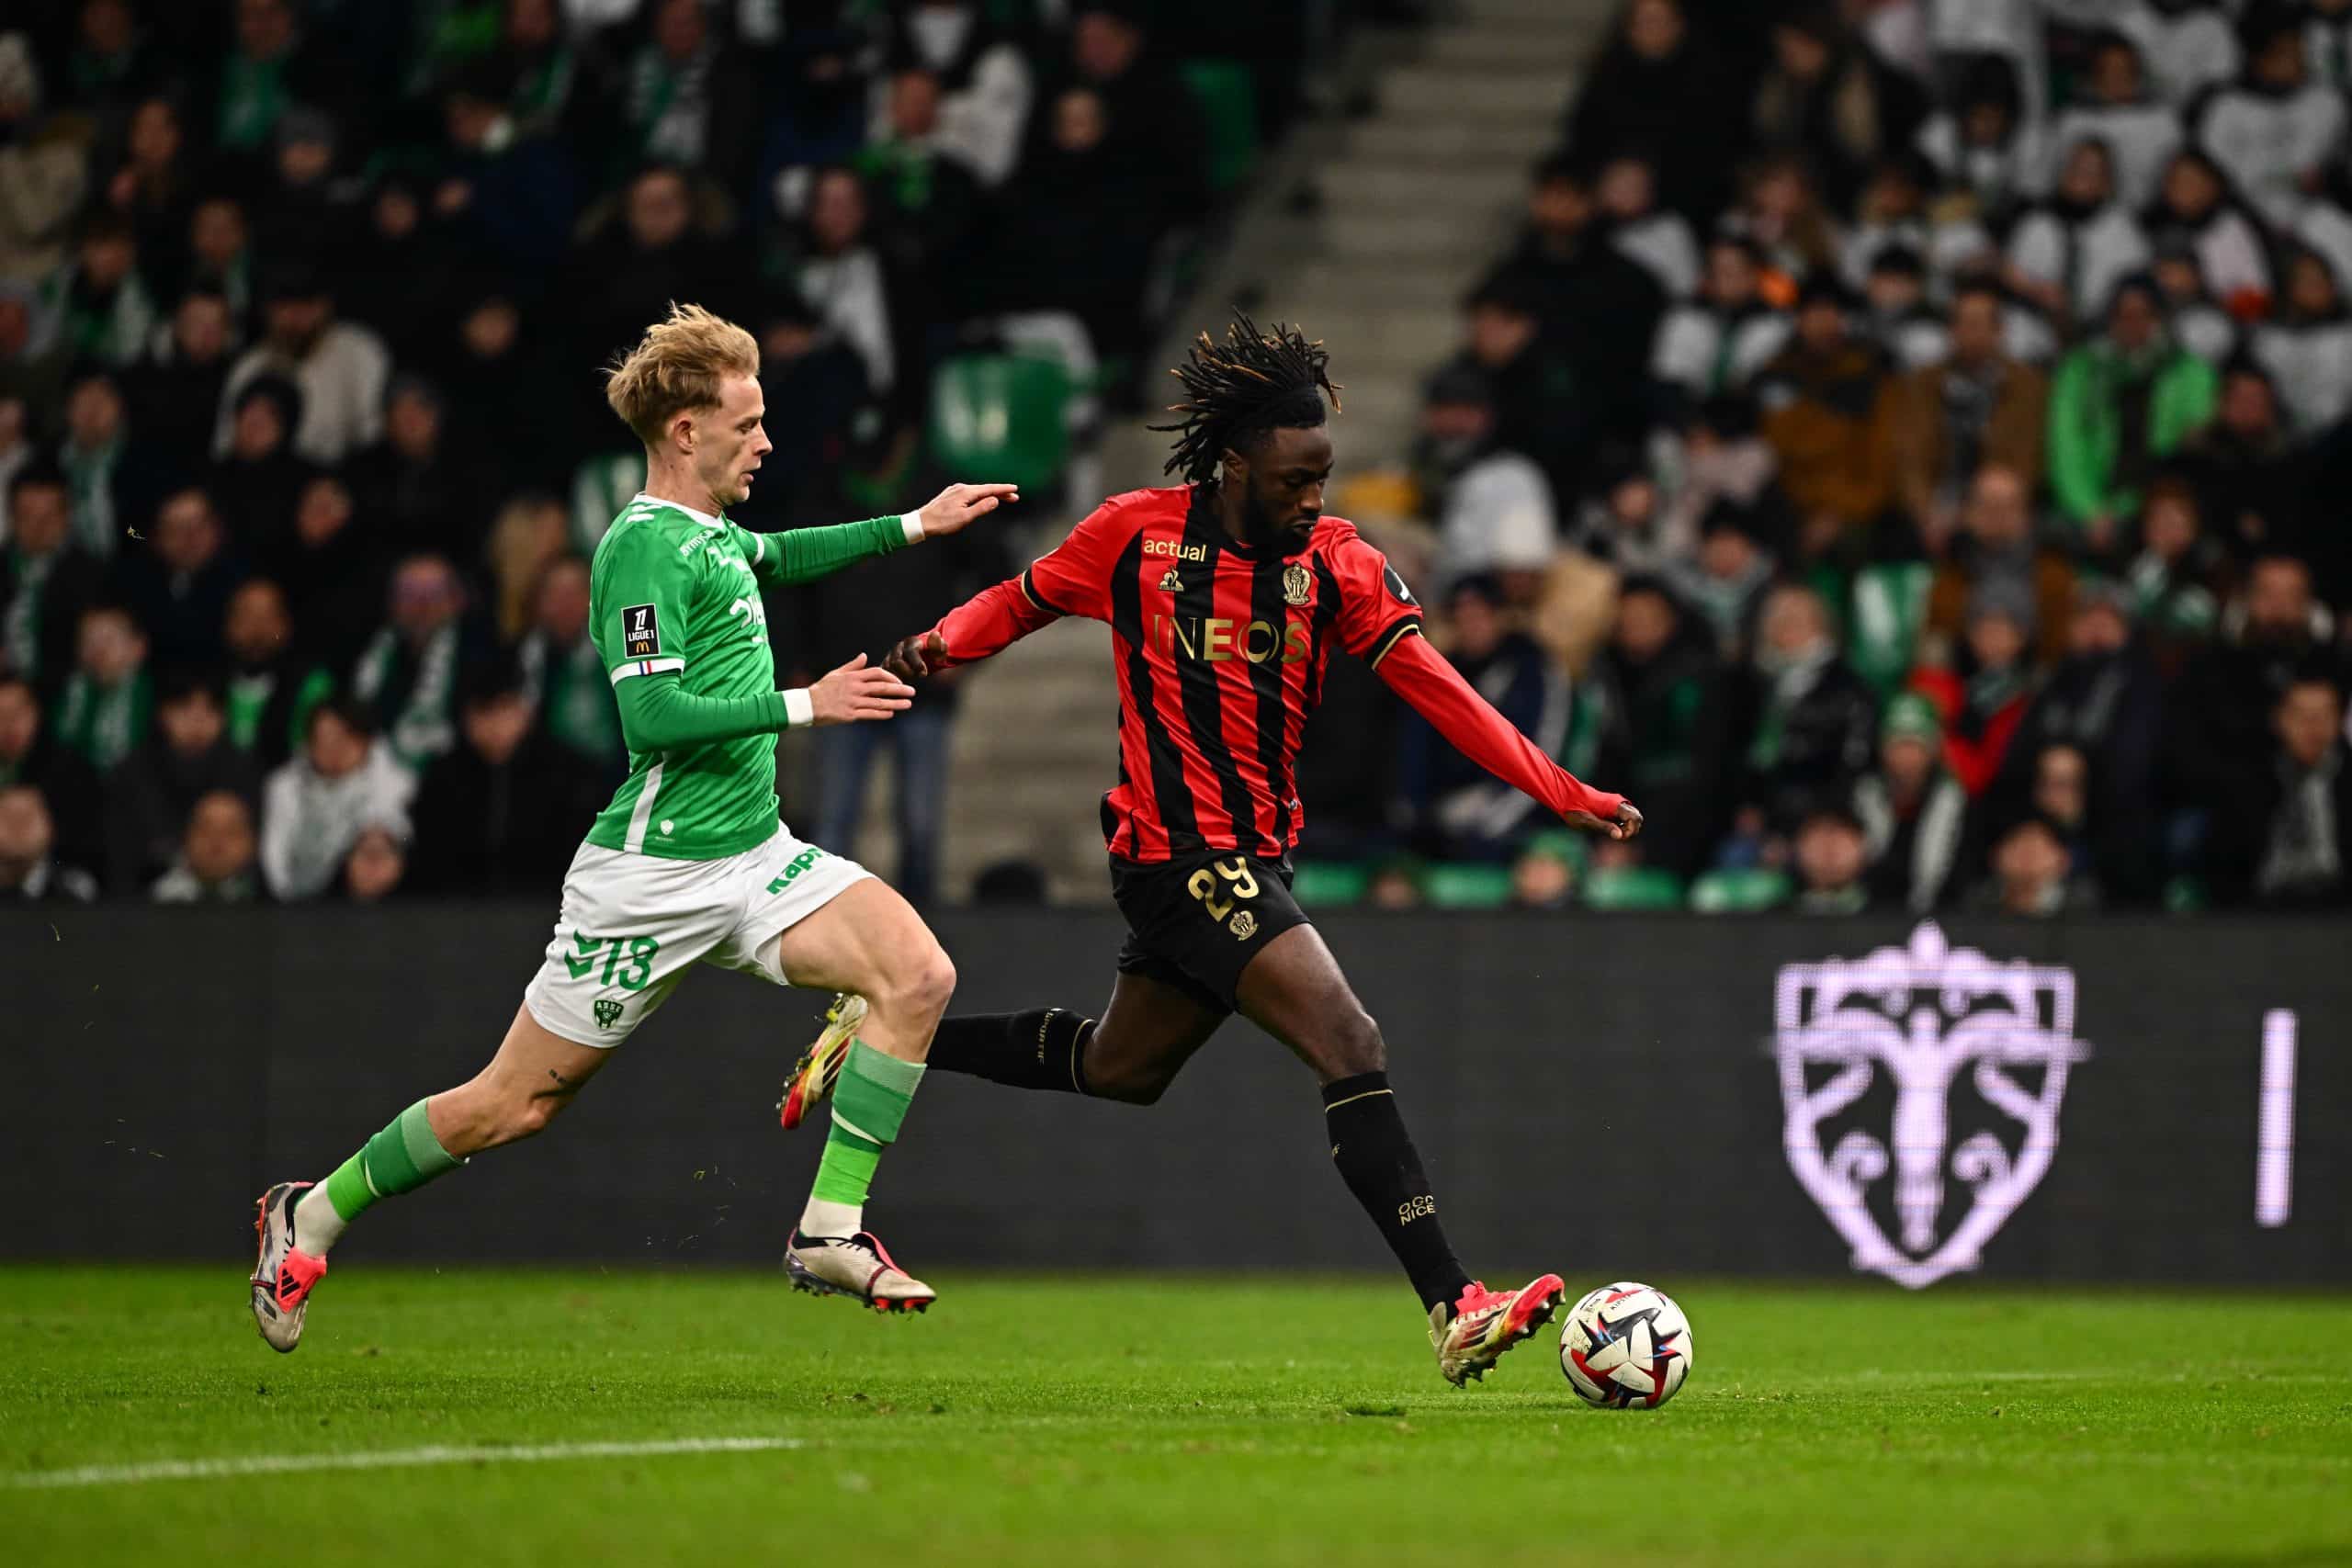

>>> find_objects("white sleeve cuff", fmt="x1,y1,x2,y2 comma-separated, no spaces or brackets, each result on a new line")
783,688,815,728
900,512,927,545
609,657,685,684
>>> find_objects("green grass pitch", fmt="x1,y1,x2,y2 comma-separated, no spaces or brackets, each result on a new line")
5,1265,2348,1567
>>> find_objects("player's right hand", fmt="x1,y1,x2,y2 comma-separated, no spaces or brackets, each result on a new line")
884,631,947,682
808,653,914,726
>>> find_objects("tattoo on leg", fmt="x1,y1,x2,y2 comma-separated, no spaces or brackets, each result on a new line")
531,1067,584,1103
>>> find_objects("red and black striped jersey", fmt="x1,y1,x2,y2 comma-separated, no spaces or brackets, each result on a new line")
926,484,1623,863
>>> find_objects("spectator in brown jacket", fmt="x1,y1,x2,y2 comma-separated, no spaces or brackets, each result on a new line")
1925,463,2075,668
1756,273,1898,563
1889,279,2049,558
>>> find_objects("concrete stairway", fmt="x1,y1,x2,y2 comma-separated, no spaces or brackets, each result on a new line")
885,0,1619,903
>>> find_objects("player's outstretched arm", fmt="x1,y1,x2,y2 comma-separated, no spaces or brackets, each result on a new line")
742,483,1022,588
1375,630,1644,840
614,659,912,749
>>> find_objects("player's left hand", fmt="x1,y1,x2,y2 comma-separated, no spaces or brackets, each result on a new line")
916,482,1021,538
1563,800,1644,840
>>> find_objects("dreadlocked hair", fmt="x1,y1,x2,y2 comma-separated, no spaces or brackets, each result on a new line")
1150,310,1341,483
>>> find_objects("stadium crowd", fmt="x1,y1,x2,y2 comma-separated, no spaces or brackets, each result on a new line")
1333,0,2352,914
0,0,1336,907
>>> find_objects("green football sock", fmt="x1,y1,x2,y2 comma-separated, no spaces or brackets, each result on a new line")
804,1041,926,1233
322,1099,465,1223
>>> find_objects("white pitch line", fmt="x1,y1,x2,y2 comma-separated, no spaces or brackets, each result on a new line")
6,1436,805,1491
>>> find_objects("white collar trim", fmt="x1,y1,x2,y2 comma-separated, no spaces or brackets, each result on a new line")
632,491,726,528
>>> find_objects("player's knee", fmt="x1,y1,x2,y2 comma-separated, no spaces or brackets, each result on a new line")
1327,1009,1386,1077
1088,1059,1171,1105
875,942,956,1023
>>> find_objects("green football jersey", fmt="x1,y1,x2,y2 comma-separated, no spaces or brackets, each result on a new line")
585,495,786,860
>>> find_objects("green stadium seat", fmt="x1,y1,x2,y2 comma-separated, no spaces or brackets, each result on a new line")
1846,563,1936,696
1580,866,1685,911
1291,861,1372,908
927,354,1072,498
1180,60,1261,195
1421,862,1515,909
1689,867,1792,913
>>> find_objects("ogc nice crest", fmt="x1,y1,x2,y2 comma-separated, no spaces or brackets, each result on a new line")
1774,923,2089,1288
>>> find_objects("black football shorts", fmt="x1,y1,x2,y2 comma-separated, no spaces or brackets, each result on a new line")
1108,851,1311,1013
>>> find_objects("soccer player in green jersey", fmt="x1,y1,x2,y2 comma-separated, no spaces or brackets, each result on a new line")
249,304,1017,1348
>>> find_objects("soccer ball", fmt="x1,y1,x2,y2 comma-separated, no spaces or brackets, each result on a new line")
1559,1281,1692,1408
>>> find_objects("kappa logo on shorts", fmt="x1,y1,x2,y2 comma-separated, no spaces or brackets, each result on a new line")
766,846,830,895
594,998,625,1031
621,603,662,658
1228,909,1257,940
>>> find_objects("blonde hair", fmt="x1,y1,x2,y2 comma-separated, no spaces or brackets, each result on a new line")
602,301,759,446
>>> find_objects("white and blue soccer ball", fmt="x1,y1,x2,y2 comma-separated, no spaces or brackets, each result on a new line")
1560,1281,1692,1409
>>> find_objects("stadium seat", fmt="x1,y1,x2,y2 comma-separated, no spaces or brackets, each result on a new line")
1421,862,1515,908
1180,60,1261,195
1579,866,1685,911
928,354,1072,499
1846,563,1935,696
1291,861,1372,908
1688,867,1792,913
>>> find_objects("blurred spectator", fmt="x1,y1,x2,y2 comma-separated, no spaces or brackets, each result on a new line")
114,485,243,670
2173,358,2307,563
1650,234,1791,411
2250,247,2352,436
1926,464,2073,664
45,210,156,367
1890,281,2049,555
439,287,560,494
124,290,237,481
209,0,347,155
2314,0,2352,93
2208,675,2351,907
2118,0,2241,107
1598,152,1700,299
1754,275,1897,563
2196,6,2345,231
2,465,104,702
1915,53,2041,221
1044,2,1207,230
1565,0,1743,221
208,375,314,554
435,62,584,280
1657,395,1791,575
253,105,361,265
221,576,330,771
104,96,200,282
1483,156,1665,432
345,376,494,565
565,164,746,400
857,67,986,307
341,824,407,903
487,495,570,642
217,264,391,465
881,0,1033,187
1859,246,1944,370
741,294,869,525
1996,581,2165,900
1566,445,1684,580
2005,137,2151,331
271,474,382,673
1912,581,2040,797
1510,832,1579,909
52,602,150,773
616,0,755,191
1749,6,1925,212
1788,802,1871,914
1854,690,1967,912
2047,32,2182,209
0,34,91,288
1292,652,1402,863
2165,555,2342,819
56,368,158,563
2120,475,2225,669
336,172,461,355
786,164,899,402
182,196,254,330
498,0,621,152
259,695,413,901
2047,275,2218,547
1453,277,1598,507
104,668,261,893
1665,499,1779,657
1725,153,1842,283
1842,152,1984,297
1735,582,1877,835
2148,239,2243,363
150,788,260,903
408,656,602,895
1397,576,1566,862
516,554,624,770
1586,577,1732,879
1418,364,1557,596
2141,147,2272,312
1969,812,2097,915
982,86,1158,373
0,783,98,904
0,671,102,873
351,554,467,772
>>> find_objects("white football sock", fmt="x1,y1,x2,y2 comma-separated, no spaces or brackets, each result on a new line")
293,1184,348,1254
798,1197,862,1240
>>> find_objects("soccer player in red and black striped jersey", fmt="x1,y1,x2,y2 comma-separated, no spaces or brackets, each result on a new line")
783,315,1644,1383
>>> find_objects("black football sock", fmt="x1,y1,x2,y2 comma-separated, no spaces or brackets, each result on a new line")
924,1009,1096,1095
1322,1072,1475,1315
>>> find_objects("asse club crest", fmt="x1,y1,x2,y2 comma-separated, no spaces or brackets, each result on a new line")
594,998,625,1031
1774,922,2088,1289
